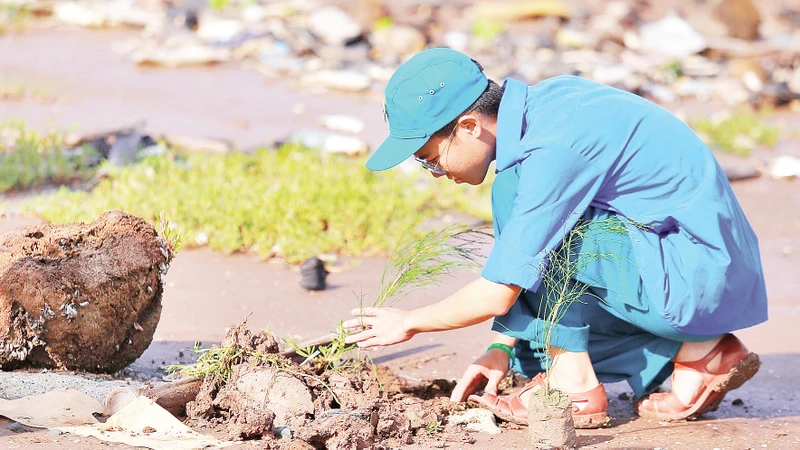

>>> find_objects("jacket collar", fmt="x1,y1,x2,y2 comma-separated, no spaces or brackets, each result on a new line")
495,78,528,172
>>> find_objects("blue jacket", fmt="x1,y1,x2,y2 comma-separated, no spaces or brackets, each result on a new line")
481,76,768,335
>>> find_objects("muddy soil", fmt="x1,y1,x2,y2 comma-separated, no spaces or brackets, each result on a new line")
181,323,473,449
528,390,576,449
0,211,172,372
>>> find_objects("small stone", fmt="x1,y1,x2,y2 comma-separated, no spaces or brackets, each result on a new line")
555,28,595,49
299,257,328,291
7,421,25,432
308,6,363,46
195,231,209,246
443,31,469,52
721,163,760,181
591,65,634,86
287,131,368,156
273,426,293,440
647,84,678,104
299,70,372,92
132,43,230,67
370,25,427,63
196,16,243,42
713,0,762,41
788,69,800,95
161,135,233,154
638,15,706,58
49,429,64,436
318,115,365,134
732,398,745,406
769,156,800,179
681,56,721,78
447,409,501,435
742,71,764,92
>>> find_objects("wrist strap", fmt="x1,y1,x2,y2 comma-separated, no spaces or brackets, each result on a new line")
487,343,515,365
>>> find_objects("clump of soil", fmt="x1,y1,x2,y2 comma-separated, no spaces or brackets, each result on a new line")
0,211,173,372
527,389,576,449
184,323,476,449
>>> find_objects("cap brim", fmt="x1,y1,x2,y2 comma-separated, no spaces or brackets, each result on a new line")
365,134,429,171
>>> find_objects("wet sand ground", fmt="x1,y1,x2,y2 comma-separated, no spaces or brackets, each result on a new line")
1,27,800,449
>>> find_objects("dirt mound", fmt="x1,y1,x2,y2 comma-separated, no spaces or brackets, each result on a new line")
184,323,475,449
0,211,173,372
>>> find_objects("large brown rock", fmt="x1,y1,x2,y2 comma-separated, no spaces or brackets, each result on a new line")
0,211,173,372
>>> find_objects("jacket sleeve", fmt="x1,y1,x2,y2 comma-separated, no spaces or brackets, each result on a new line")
481,144,606,291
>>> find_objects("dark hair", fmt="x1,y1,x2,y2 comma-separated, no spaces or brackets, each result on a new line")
434,59,504,138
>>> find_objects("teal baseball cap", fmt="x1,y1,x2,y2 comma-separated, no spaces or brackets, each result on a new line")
366,48,489,171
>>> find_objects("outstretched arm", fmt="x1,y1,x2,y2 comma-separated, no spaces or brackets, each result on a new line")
343,277,521,348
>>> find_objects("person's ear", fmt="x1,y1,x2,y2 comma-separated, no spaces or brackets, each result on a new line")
457,114,481,137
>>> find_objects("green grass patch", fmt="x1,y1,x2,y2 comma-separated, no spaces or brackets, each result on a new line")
690,111,780,156
0,122,96,193
0,2,32,34
0,77,55,102
27,146,494,264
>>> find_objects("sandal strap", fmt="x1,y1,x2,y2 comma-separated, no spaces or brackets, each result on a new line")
674,334,748,379
502,372,608,419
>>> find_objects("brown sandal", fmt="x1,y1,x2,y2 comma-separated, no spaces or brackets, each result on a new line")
636,334,760,421
468,372,610,429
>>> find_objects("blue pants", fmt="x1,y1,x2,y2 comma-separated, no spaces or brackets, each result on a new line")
491,173,719,397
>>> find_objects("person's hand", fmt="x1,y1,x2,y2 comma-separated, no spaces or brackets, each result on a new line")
343,307,415,348
450,348,511,402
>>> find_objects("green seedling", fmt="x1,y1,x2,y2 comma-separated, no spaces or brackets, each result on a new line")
495,216,633,389
374,224,488,307
425,419,443,435
159,210,186,255
284,322,360,374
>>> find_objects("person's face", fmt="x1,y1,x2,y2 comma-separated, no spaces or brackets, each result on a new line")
413,113,497,185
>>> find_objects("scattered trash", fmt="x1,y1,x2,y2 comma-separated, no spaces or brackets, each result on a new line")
638,15,706,59
17,0,797,111
447,408,501,435
299,69,373,92
103,387,139,416
53,0,159,29
768,156,800,179
318,114,366,134
132,42,231,67
721,162,761,182
0,389,103,428
161,135,234,154
307,6,363,46
57,395,235,450
286,130,369,156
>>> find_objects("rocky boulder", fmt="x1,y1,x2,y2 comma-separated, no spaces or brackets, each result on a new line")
0,211,173,372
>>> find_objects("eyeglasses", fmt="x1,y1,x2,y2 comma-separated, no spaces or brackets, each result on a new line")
414,121,460,177
414,156,446,176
